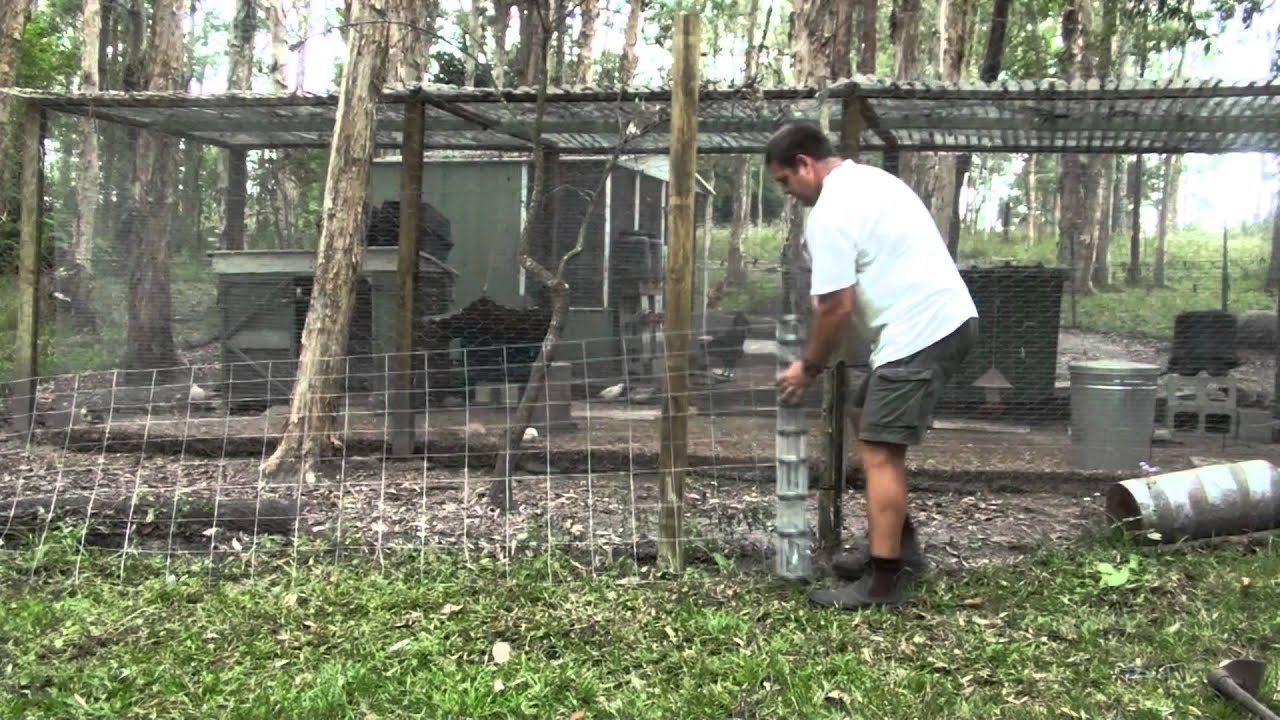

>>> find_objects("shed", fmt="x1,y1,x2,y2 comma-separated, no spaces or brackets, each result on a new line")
210,214,457,411
367,152,714,387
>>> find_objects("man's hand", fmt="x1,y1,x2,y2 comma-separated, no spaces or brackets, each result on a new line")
776,359,812,403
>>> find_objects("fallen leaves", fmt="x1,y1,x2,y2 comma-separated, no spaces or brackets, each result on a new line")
439,603,463,617
491,641,513,665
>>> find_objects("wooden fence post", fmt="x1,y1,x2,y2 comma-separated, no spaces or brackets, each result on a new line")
10,101,45,435
392,96,425,458
658,12,700,573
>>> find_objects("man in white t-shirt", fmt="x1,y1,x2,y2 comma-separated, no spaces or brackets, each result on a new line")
770,122,979,611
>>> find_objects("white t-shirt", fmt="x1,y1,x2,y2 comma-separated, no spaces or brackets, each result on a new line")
805,159,978,369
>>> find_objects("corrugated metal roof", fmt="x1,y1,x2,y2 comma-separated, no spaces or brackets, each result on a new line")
7,74,1280,155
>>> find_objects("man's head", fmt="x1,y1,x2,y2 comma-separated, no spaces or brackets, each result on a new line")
764,122,841,206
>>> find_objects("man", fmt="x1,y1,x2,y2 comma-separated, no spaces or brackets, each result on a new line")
770,121,978,611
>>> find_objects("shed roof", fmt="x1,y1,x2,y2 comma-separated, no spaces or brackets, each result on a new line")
8,74,1280,155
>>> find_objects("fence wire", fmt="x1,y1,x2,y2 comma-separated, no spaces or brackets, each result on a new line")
3,106,1280,584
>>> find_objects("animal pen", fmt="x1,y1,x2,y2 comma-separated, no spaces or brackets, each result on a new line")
4,41,1280,582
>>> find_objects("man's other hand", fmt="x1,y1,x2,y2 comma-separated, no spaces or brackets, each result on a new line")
776,360,812,403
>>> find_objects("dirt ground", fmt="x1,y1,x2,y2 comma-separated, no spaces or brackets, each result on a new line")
4,326,1277,578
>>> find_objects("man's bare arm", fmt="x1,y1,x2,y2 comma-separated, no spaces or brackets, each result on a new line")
801,286,854,372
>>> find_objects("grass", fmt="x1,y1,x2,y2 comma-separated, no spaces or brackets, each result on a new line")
706,220,1277,340
0,256,218,379
2,533,1279,718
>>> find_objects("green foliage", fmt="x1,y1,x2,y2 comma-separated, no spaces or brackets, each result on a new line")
15,1,81,90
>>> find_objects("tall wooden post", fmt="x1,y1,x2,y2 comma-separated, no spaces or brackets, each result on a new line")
10,102,45,435
659,12,700,573
815,91,864,555
392,97,425,457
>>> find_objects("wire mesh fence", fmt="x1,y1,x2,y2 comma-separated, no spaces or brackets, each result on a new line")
4,100,1280,585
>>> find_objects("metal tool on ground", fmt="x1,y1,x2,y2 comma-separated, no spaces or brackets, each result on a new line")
1207,658,1280,720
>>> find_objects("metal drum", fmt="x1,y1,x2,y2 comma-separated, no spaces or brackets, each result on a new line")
1106,460,1280,542
1068,360,1160,472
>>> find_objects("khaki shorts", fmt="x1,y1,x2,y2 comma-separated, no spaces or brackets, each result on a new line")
846,318,978,447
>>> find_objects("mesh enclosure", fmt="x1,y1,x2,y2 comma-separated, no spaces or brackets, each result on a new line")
1,82,1280,585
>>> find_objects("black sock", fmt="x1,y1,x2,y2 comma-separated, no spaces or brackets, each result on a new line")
868,555,902,596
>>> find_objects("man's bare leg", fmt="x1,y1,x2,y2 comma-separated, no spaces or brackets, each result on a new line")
859,439,909,595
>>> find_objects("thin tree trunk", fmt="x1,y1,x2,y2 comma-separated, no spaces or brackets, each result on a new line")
261,0,390,476
551,0,566,84
1025,155,1037,247
726,0,762,288
1155,153,1178,287
264,0,301,248
492,0,512,87
464,0,485,85
1268,190,1280,292
619,0,643,84
571,0,596,84
890,0,923,193
859,0,878,73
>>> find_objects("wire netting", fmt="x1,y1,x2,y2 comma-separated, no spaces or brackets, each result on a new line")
3,102,1280,584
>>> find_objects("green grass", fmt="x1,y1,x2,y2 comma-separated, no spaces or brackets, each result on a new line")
0,257,218,379
3,534,1279,718
708,220,1277,340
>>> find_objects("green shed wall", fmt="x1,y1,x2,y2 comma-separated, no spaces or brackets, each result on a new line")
369,160,525,309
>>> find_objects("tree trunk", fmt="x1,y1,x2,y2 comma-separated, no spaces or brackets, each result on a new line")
387,0,436,85
464,0,485,85
492,0,512,87
1155,153,1178,287
1091,158,1115,288
221,0,255,252
572,0,597,84
619,0,643,84
518,0,549,86
859,0,878,73
1111,155,1128,240
264,0,301,248
1268,191,1280,292
932,0,977,256
0,0,31,244
726,0,762,288
1056,0,1092,294
551,0,566,83
1025,155,1037,247
122,0,186,377
890,0,923,192
1127,155,1142,286
1088,0,1118,289
261,0,390,476
67,0,103,330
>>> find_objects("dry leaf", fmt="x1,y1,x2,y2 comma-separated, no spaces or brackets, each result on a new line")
231,536,243,552
569,712,587,720
283,593,299,608
389,638,411,653
493,679,505,693
439,603,463,616
960,597,984,608
492,641,513,665
824,690,851,707
1241,576,1253,588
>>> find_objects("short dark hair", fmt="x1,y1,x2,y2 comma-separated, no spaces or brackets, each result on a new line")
764,122,837,169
